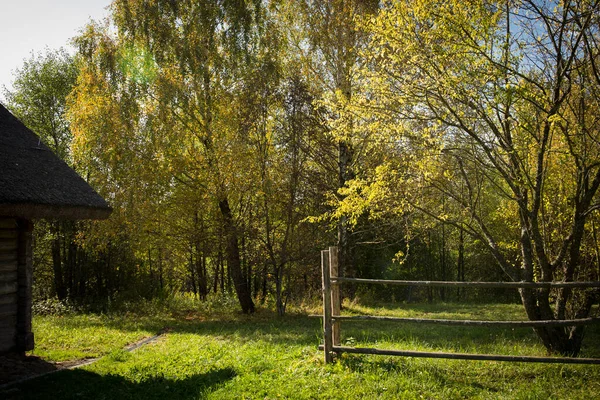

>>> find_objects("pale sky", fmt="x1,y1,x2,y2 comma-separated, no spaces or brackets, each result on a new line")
0,0,112,94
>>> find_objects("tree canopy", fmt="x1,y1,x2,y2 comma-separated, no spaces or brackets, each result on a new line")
5,0,600,356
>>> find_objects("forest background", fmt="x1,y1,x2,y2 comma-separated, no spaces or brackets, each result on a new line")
2,0,600,357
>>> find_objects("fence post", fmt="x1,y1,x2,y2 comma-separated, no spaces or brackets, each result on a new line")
321,249,333,363
329,246,341,347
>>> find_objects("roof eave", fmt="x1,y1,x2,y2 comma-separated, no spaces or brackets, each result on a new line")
0,203,113,220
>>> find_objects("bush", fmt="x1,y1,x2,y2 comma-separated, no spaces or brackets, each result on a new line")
32,298,77,316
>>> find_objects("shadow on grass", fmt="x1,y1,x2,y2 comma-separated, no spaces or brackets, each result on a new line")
336,353,503,394
88,310,323,348
1,367,237,400
164,312,600,359
0,354,59,386
35,304,600,359
171,315,321,346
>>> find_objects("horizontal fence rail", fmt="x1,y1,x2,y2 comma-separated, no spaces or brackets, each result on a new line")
319,246,600,365
318,345,600,365
330,315,600,328
333,277,600,289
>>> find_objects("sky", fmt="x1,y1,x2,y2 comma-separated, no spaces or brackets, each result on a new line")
0,0,112,94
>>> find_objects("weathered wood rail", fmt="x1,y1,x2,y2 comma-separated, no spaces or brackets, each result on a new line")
333,277,600,289
318,246,600,365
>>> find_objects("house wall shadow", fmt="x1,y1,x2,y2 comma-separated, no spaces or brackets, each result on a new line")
0,354,59,386
1,367,236,400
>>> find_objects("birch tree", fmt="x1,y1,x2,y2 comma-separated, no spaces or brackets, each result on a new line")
345,0,600,355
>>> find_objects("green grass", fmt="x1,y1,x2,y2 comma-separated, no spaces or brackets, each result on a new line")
30,313,167,361
3,297,600,399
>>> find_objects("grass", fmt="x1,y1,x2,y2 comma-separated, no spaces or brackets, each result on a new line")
30,313,166,361
2,295,600,399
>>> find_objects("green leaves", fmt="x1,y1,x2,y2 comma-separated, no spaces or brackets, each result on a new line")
3,48,77,162
118,43,158,86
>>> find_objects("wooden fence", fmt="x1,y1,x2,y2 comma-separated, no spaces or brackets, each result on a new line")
318,246,600,365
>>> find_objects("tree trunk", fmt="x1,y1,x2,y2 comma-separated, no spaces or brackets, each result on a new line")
198,254,208,300
456,229,465,300
517,213,593,356
219,251,225,293
338,140,354,299
219,198,255,313
212,256,219,294
189,252,197,297
51,223,67,301
439,222,446,301
275,268,285,316
158,248,164,291
261,263,268,304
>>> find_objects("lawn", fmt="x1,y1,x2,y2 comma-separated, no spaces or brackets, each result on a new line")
2,297,600,399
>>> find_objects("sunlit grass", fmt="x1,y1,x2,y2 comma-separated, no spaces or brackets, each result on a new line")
3,297,599,399
344,300,528,321
30,313,167,361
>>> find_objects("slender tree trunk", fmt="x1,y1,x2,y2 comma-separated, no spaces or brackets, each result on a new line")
219,198,255,313
51,222,67,301
147,247,154,295
440,221,446,301
275,265,285,316
261,263,268,304
65,233,75,298
158,248,164,291
338,140,354,300
198,254,207,300
190,251,197,297
212,256,219,294
335,10,356,299
425,232,433,302
457,229,465,300
220,251,225,293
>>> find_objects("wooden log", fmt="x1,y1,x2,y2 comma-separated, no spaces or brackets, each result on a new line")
331,315,600,327
318,345,600,365
0,231,18,239
0,253,17,263
0,326,17,340
333,277,600,289
0,313,16,323
0,325,17,353
0,314,17,352
329,246,341,347
321,250,333,364
0,303,17,318
0,292,17,306
0,271,18,283
0,240,17,252
0,219,16,230
16,219,34,351
0,260,17,274
0,281,18,296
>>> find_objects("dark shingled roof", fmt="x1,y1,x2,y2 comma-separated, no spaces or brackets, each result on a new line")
0,103,112,220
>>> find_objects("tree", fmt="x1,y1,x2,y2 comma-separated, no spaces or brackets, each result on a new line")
3,49,81,301
69,1,308,313
342,0,600,355
253,76,328,315
3,48,77,161
288,0,379,291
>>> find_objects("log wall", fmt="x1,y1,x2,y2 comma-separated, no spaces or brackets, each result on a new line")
0,217,34,354
0,218,19,353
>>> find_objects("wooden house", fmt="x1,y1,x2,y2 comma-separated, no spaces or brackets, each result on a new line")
0,103,111,354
